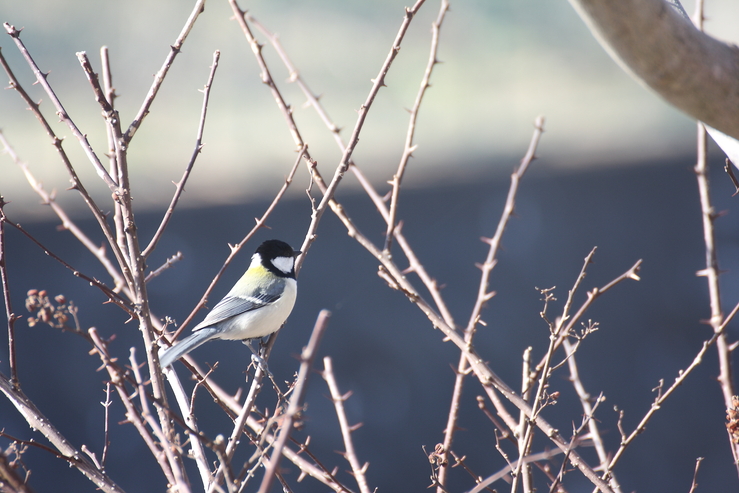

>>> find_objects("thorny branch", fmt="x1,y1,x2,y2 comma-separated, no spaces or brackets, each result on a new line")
603,299,739,480
124,0,206,143
258,310,330,493
0,372,126,493
2,1,733,492
694,122,739,470
323,357,372,493
384,0,450,253
143,49,221,259
438,116,545,491
0,196,19,389
0,41,133,290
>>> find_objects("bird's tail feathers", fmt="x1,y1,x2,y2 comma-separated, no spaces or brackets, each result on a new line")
159,328,218,368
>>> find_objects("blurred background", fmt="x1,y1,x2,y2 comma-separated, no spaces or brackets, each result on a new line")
2,0,739,491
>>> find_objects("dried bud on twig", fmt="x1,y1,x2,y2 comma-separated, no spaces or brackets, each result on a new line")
726,396,739,444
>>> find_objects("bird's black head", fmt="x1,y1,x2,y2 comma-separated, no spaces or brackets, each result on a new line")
255,239,300,277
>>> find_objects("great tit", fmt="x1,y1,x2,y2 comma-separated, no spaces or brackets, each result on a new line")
159,239,300,368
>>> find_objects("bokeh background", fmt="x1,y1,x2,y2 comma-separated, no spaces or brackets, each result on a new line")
2,0,739,491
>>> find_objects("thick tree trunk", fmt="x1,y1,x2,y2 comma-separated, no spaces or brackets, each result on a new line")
568,0,739,140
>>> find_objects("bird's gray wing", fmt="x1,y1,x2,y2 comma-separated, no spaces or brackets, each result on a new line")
193,290,282,330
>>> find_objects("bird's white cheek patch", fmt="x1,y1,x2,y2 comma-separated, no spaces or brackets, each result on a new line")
271,256,294,274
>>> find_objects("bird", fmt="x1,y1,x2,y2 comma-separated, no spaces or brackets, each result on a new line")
159,239,300,368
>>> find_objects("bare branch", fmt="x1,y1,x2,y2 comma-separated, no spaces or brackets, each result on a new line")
123,0,206,142
0,131,129,295
145,252,185,283
0,197,19,388
384,0,450,252
3,23,117,189
143,50,221,259
563,338,621,493
0,44,133,288
0,372,126,493
438,117,545,491
693,120,739,467
567,0,739,139
0,211,134,315
308,168,613,491
604,298,739,476
258,310,330,493
688,457,704,493
323,357,371,493
229,0,431,269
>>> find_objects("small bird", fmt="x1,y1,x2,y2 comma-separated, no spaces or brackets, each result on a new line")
159,239,300,368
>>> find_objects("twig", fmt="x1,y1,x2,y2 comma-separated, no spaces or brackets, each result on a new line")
0,211,134,315
510,247,596,493
302,0,430,260
258,310,330,493
170,359,357,493
448,451,488,491
0,197,19,388
0,130,129,295
723,159,739,196
174,344,356,493
206,335,280,493
467,448,568,493
123,0,206,143
187,361,357,493
690,3,739,471
0,371,126,493
384,0,450,252
290,114,610,491
604,298,739,477
437,117,545,491
130,349,191,493
100,46,128,261
143,50,221,258
162,364,214,489
0,43,132,288
518,347,534,493
3,23,117,189
694,122,739,471
145,252,184,283
692,0,705,28
230,0,430,271
323,357,371,493
229,0,306,152
87,328,175,485
84,33,208,482
245,13,344,146
0,446,34,493
101,382,113,471
531,259,642,381
562,339,618,492
688,457,703,493
247,10,457,328
309,171,613,491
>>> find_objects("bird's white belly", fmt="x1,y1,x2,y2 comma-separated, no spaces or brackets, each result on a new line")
218,279,297,340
